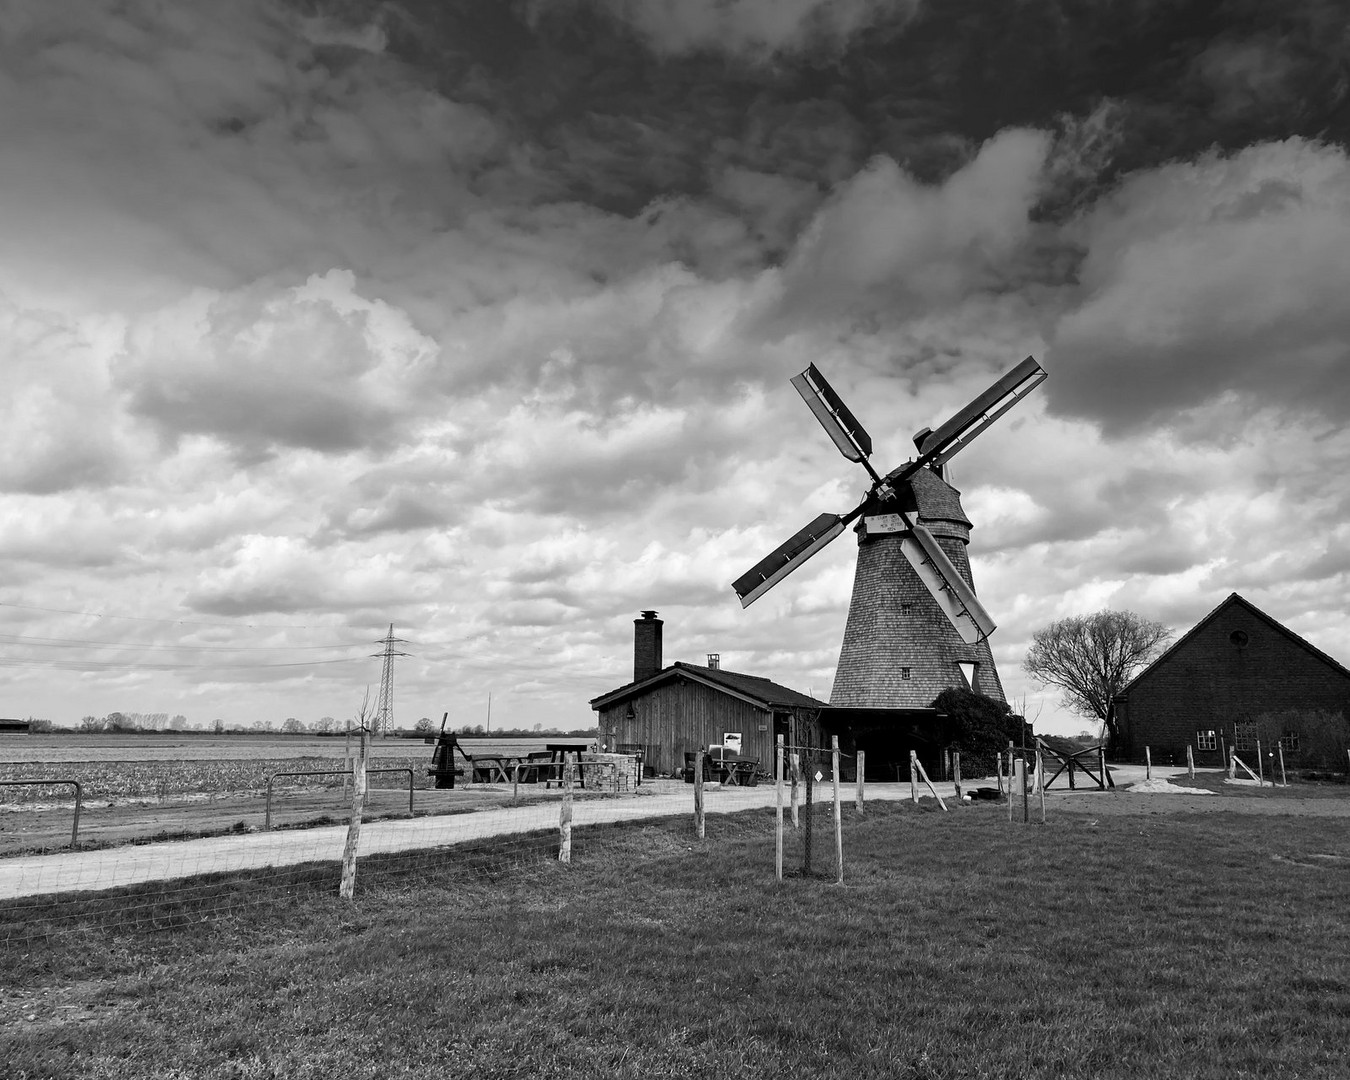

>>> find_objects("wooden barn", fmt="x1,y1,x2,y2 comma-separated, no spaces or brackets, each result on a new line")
1114,593,1350,769
589,612,826,777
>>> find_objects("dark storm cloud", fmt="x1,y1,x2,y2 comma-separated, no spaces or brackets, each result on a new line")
310,0,1348,221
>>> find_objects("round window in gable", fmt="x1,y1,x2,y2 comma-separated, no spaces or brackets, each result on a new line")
1229,630,1249,648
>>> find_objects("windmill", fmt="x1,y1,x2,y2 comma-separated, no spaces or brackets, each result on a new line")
732,357,1046,710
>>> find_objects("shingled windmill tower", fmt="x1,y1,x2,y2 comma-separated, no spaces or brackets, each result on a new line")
732,358,1046,712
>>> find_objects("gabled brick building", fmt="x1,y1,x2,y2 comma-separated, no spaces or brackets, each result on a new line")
1114,593,1350,767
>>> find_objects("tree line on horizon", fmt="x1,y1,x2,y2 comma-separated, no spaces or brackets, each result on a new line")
19,713,595,737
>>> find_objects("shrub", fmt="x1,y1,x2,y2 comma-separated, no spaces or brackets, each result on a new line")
1248,708,1350,771
933,687,1029,776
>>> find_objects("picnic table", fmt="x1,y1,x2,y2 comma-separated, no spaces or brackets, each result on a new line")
716,756,759,786
545,743,590,789
469,755,517,784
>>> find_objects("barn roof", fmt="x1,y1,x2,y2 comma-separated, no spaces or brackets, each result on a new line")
589,661,827,712
1117,592,1350,699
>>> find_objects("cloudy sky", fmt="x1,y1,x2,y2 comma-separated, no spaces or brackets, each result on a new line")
3,0,1348,735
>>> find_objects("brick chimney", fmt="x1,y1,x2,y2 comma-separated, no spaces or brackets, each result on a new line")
634,610,663,683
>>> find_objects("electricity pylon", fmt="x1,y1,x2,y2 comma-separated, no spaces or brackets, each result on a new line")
372,624,409,737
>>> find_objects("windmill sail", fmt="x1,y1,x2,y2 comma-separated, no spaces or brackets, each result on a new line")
915,356,1046,466
733,512,848,608
792,364,874,465
898,524,997,645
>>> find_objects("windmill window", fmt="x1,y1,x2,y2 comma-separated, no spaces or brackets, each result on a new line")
1196,729,1217,751
901,602,912,614
1229,630,1249,648
900,667,911,680
956,662,977,690
1280,731,1300,752
1233,722,1257,751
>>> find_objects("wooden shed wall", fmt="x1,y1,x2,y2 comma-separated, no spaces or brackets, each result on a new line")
598,679,776,776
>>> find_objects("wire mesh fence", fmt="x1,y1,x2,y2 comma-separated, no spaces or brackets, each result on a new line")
0,735,990,953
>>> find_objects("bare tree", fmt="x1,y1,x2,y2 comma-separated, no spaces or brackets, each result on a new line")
1022,610,1172,753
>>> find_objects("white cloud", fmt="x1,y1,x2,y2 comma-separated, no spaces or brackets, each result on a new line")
116,270,438,456
769,129,1053,324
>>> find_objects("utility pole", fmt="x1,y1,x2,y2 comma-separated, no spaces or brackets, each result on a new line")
372,624,409,737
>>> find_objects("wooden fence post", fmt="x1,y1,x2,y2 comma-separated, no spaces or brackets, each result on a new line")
775,736,784,883
912,756,948,811
557,753,575,863
855,750,865,814
1277,743,1287,787
1228,746,1236,780
909,750,919,805
953,751,962,800
832,736,843,885
790,751,800,829
1145,745,1152,780
1186,743,1195,779
1256,739,1265,786
1037,749,1046,823
694,750,706,840
343,721,352,798
339,728,368,900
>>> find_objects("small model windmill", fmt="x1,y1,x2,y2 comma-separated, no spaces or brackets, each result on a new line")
732,358,1047,709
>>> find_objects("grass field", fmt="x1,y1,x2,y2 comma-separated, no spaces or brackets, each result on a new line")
0,734,569,855
3,799,1348,1079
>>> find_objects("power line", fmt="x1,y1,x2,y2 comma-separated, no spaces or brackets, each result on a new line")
0,656,369,672
0,600,342,630
0,633,369,652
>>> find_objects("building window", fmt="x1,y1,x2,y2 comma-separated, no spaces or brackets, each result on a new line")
1229,629,1249,647
1280,731,1300,752
1233,722,1257,751
956,662,977,691
900,667,911,680
900,602,912,614
1196,729,1217,751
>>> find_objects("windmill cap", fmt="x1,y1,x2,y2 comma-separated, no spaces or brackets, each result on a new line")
880,465,972,528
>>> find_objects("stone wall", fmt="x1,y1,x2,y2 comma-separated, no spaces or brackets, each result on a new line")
581,752,640,794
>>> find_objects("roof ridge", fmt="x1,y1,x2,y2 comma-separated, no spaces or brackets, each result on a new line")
1118,592,1350,697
